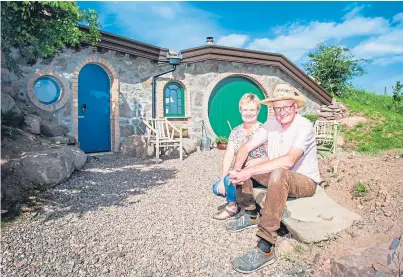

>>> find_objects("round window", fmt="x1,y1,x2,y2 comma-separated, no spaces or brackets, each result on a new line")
33,76,61,105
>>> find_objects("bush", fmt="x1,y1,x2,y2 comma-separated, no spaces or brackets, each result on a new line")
215,136,228,144
353,183,368,197
303,113,319,122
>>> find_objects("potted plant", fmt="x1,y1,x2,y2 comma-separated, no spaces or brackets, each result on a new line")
215,136,229,150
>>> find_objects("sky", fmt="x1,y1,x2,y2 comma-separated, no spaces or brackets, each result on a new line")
77,1,403,95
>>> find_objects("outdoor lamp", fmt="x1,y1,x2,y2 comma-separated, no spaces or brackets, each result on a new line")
166,51,183,65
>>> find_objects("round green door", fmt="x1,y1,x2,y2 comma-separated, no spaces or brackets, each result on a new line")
208,76,268,137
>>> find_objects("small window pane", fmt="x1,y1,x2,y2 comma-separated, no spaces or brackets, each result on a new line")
163,82,184,116
34,77,61,105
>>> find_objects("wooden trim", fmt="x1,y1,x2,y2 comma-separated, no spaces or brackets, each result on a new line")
79,26,169,61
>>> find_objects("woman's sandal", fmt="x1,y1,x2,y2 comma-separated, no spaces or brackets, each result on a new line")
213,205,239,220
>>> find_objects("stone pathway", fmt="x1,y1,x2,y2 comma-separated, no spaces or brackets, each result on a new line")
1,150,313,276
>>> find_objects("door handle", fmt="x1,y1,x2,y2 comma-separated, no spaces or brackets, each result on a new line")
82,104,87,113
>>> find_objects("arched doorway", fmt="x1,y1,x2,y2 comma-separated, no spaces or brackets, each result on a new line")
208,76,268,137
78,64,111,152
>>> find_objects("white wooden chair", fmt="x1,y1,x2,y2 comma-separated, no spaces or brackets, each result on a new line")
143,118,183,163
314,120,341,158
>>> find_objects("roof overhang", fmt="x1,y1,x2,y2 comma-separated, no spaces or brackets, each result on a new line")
80,27,332,105
181,45,332,105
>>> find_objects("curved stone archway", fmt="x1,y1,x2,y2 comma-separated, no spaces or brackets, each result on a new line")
203,72,269,139
72,56,120,152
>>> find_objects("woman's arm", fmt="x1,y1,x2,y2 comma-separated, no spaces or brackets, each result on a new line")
220,140,235,179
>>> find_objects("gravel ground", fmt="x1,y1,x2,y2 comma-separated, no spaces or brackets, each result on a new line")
1,149,304,277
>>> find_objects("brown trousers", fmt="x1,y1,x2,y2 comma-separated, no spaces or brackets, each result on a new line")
237,168,316,245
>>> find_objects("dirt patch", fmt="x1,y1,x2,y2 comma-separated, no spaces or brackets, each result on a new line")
300,149,403,274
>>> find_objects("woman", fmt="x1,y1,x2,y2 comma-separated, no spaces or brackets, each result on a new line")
212,93,268,220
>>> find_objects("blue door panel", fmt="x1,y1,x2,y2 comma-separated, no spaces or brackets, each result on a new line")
78,64,111,153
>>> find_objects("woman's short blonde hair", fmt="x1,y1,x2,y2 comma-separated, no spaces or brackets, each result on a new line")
239,93,261,111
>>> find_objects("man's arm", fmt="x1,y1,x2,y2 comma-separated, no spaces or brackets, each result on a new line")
231,122,314,184
230,147,303,184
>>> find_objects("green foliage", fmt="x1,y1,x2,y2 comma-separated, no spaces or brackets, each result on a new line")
215,136,228,144
353,183,367,197
392,81,403,115
304,44,370,96
340,87,403,153
1,1,101,75
303,113,319,122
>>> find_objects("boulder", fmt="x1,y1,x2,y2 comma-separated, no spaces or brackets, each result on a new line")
67,146,87,170
1,94,21,116
339,116,367,128
330,243,398,277
182,138,197,155
20,147,75,186
120,135,146,158
41,124,68,137
24,114,41,135
253,186,362,243
47,136,71,145
276,239,299,258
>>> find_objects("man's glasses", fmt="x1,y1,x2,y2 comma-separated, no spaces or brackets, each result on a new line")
272,102,296,113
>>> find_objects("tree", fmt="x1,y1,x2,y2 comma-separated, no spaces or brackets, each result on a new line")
392,81,403,114
1,1,101,76
303,43,370,97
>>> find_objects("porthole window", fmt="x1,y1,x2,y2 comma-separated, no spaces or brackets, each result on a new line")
34,76,61,105
27,72,69,111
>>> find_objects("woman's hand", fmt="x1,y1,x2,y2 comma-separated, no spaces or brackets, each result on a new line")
229,169,251,185
217,180,226,196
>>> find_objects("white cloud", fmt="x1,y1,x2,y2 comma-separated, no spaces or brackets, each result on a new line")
372,55,403,66
246,5,397,62
352,29,403,59
342,4,369,20
216,34,249,48
151,5,178,20
393,12,403,24
95,2,222,50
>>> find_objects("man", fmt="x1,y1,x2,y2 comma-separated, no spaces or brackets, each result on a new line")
227,83,321,273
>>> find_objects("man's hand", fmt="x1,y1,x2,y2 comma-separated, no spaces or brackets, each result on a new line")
229,169,251,185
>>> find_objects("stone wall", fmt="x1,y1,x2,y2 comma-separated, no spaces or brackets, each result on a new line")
2,46,326,152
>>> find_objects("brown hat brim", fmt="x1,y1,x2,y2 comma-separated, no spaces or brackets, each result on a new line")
260,95,305,108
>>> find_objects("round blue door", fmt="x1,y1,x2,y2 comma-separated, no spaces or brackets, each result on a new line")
78,64,111,153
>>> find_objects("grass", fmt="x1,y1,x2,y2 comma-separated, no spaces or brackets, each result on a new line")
353,183,368,197
338,88,403,154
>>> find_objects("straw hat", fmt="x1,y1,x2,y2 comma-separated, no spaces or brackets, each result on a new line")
261,83,306,108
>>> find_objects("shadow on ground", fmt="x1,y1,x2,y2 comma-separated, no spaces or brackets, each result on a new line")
26,155,178,221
